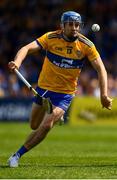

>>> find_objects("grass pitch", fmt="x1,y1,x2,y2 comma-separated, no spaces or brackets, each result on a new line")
0,122,117,179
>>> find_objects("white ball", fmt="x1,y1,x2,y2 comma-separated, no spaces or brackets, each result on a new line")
91,24,100,32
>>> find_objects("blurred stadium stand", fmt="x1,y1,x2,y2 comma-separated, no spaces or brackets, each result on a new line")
0,0,117,98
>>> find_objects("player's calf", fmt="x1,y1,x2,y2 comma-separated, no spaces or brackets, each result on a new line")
30,103,45,130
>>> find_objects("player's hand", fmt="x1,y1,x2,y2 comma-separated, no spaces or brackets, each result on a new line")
101,95,113,110
8,61,19,71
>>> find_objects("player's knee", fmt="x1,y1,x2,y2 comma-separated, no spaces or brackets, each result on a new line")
42,121,53,132
44,123,52,131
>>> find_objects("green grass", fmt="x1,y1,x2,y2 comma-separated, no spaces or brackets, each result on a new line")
1,122,117,179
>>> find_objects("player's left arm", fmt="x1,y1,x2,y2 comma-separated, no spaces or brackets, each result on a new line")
90,56,113,110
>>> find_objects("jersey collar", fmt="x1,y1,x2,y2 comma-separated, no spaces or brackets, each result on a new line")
61,32,78,42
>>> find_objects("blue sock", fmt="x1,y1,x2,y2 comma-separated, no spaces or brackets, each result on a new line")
16,145,28,158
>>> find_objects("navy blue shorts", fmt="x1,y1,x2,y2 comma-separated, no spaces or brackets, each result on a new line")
33,86,74,112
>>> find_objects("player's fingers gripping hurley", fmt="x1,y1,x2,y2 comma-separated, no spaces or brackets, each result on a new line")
8,61,18,71
14,69,53,114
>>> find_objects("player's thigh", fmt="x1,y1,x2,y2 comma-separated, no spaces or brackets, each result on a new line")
30,102,45,129
40,106,65,129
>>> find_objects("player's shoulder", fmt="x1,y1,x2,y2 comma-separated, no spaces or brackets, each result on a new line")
78,33,94,47
46,30,62,39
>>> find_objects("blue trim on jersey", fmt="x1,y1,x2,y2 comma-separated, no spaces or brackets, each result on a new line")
33,86,73,112
47,51,85,69
35,40,43,49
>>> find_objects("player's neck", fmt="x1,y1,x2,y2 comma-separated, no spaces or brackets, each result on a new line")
62,32,78,42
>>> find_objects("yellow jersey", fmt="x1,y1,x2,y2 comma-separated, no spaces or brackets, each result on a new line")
36,30,100,94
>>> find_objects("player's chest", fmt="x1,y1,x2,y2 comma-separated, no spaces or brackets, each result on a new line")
49,40,85,59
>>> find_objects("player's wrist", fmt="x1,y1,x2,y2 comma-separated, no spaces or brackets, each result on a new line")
100,94,108,99
14,62,20,69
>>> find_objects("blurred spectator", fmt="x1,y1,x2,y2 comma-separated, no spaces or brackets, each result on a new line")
8,74,20,97
0,71,8,97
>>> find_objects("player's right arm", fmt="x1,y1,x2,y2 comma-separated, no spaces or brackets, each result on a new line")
8,41,41,71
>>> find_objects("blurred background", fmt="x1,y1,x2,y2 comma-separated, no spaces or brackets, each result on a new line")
0,0,117,122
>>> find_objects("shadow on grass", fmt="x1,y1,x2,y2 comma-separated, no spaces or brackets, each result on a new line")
1,163,117,169
0,165,9,168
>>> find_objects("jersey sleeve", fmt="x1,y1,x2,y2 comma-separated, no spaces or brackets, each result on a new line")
36,33,49,50
86,44,100,61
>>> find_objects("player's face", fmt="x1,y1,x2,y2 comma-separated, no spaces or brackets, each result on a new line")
63,21,80,38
